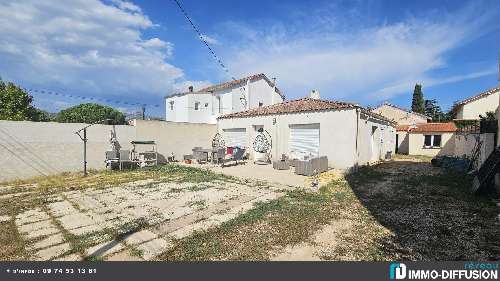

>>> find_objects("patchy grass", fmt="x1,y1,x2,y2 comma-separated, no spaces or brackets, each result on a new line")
0,163,233,260
159,160,500,261
346,162,500,260
0,164,236,193
158,179,382,261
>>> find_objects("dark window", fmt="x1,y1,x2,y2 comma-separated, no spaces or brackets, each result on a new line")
169,101,174,110
432,135,441,147
194,102,200,110
424,135,432,147
259,102,263,107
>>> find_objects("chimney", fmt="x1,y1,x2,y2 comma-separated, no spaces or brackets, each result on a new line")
188,85,194,92
310,89,320,99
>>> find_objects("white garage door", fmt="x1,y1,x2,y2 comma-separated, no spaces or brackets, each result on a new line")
289,124,320,158
223,128,247,147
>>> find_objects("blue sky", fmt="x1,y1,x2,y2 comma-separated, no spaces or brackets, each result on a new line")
0,0,499,117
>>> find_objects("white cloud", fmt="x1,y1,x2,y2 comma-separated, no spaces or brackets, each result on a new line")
0,0,200,102
220,2,499,104
199,34,220,45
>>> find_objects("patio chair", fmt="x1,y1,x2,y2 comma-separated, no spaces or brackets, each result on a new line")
214,148,226,165
119,150,131,170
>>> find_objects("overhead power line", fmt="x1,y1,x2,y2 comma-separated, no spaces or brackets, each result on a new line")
25,88,161,108
172,0,236,81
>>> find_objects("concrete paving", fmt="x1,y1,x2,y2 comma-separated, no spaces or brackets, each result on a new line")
13,175,290,261
186,162,309,187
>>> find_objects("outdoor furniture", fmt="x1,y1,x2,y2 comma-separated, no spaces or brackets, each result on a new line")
273,160,289,170
214,148,226,164
105,150,119,170
131,141,158,168
294,156,328,176
221,147,246,167
119,150,132,170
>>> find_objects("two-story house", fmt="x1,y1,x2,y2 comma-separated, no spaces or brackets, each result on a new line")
165,73,285,124
453,86,500,120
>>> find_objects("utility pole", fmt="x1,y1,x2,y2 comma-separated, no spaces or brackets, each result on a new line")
141,105,146,120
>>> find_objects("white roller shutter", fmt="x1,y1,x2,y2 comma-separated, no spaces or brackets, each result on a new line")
223,128,247,147
289,124,320,158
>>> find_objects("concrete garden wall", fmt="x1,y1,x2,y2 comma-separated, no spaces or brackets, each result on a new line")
0,120,216,182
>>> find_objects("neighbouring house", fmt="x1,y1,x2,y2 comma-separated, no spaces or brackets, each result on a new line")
372,102,431,125
217,91,396,170
165,73,285,124
398,122,457,157
453,86,500,120
497,91,500,147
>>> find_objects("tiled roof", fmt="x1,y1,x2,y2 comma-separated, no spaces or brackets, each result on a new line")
455,86,500,106
374,102,431,120
396,125,411,131
218,97,396,124
408,122,457,133
167,73,285,99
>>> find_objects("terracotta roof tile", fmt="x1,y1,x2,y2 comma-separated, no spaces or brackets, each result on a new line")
396,125,411,131
409,122,457,133
456,86,500,106
218,97,396,125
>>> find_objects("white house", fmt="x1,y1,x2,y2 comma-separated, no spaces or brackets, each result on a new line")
454,86,500,120
217,92,396,170
372,103,431,125
165,73,285,124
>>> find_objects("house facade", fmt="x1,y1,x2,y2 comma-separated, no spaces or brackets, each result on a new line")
372,103,431,125
217,95,396,170
454,86,500,120
372,103,431,155
165,73,285,124
399,123,457,157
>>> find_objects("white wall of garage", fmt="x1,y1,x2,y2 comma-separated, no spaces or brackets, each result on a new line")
217,108,395,170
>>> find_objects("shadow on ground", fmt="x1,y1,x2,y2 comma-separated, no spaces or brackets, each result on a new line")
346,160,500,260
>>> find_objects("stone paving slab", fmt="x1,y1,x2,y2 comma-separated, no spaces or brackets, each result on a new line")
34,242,71,261
85,241,125,258
25,227,60,240
15,209,50,225
58,213,95,230
48,201,78,217
29,233,65,250
18,219,55,234
53,253,82,261
135,238,172,260
69,224,103,236
122,230,158,246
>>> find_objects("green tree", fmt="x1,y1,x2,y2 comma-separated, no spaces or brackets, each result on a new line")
55,103,126,124
424,99,449,121
0,79,48,121
411,83,425,114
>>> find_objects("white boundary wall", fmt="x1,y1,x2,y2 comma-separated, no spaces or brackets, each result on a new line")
0,120,216,182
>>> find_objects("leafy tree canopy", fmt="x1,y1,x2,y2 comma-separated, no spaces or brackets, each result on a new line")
0,79,48,121
55,103,126,124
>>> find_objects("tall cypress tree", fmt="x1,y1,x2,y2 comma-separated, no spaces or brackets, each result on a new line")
411,83,425,114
